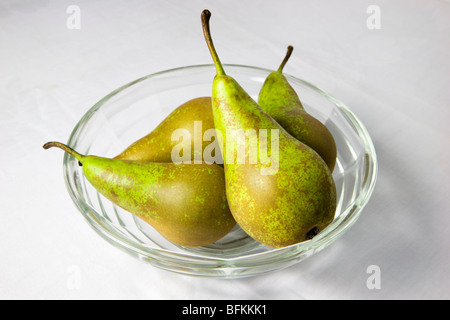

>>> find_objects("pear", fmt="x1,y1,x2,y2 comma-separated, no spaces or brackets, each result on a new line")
258,46,337,172
201,10,336,248
115,97,220,164
43,141,235,247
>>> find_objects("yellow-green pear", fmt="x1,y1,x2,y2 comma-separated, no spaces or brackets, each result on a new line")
202,10,336,248
44,141,235,247
115,97,221,164
258,46,337,171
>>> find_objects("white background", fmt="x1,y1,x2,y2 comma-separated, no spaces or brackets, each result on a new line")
1,0,449,299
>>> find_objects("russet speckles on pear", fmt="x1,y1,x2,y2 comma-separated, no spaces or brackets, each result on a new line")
201,10,336,248
258,46,337,172
43,10,339,251
43,142,236,247
114,97,215,163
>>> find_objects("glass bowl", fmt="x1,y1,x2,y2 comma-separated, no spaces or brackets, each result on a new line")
63,64,377,278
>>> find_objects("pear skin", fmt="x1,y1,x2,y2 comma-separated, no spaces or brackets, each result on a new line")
115,97,218,163
258,46,337,172
44,141,235,247
202,10,336,248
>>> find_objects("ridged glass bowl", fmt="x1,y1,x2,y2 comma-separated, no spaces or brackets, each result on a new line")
63,64,377,278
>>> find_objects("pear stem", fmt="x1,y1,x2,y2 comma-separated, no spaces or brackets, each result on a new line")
43,141,86,164
277,45,294,73
201,10,226,76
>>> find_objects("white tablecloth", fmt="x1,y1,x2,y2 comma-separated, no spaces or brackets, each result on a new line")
1,0,449,299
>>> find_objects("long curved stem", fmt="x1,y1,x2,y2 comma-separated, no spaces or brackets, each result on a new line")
201,10,226,76
43,141,86,164
277,45,294,73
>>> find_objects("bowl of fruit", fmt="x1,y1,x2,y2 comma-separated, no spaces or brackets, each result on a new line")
44,10,377,278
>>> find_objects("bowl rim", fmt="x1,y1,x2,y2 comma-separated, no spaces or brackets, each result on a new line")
63,63,378,267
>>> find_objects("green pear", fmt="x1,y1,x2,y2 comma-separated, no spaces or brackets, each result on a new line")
201,10,336,248
43,141,235,247
115,97,220,164
258,46,337,172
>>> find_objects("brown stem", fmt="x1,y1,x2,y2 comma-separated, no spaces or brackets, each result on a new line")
277,45,294,73
43,141,86,164
201,9,226,76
